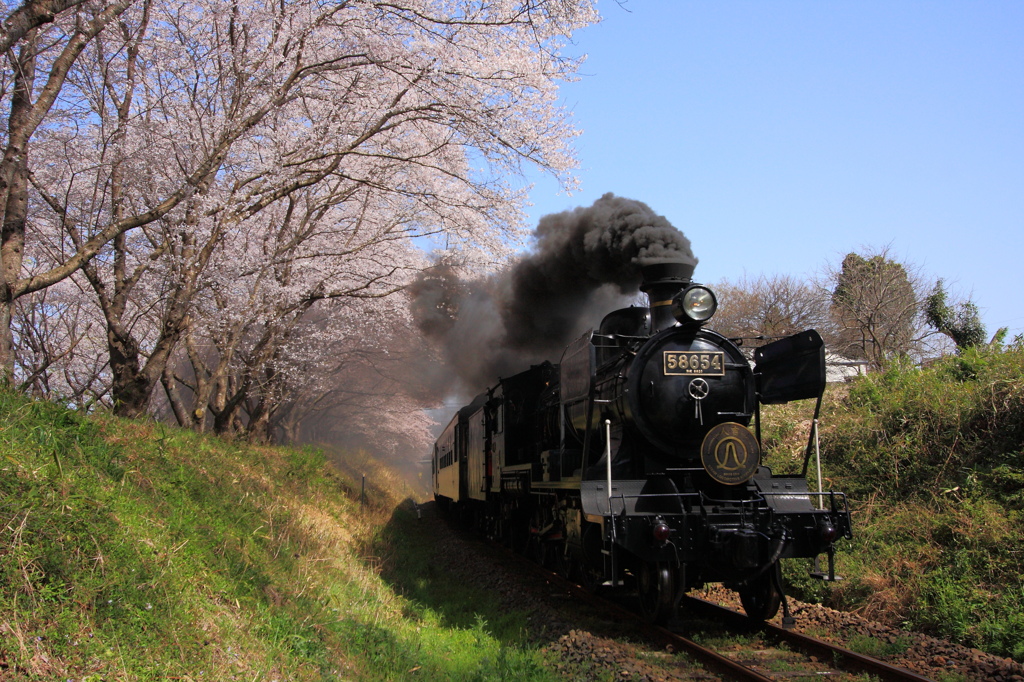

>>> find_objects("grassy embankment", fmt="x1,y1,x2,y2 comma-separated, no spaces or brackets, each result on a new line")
763,341,1024,661
0,390,563,681
4,342,1022,678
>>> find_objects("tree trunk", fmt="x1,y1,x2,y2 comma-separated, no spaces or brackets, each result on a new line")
160,365,192,428
245,402,274,444
107,327,149,417
0,35,37,381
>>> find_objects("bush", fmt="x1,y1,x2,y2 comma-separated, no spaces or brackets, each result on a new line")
765,344,1024,661
822,345,1024,500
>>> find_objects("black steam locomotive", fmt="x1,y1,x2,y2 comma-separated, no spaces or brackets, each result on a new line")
432,260,851,624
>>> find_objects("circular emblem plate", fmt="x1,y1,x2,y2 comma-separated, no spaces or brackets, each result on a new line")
700,422,760,485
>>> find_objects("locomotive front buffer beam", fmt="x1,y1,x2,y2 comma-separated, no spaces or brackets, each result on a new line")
580,477,852,589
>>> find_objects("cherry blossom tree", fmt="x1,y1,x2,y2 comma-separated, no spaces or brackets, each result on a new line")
158,258,432,447
145,179,423,431
1,0,136,374
4,0,598,399
10,275,110,405
243,296,436,451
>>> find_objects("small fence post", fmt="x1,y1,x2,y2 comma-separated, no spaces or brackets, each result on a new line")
360,474,366,506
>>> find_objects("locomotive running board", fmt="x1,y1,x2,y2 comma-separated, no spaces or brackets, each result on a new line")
580,479,645,517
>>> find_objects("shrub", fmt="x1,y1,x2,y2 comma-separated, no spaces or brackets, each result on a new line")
765,344,1024,661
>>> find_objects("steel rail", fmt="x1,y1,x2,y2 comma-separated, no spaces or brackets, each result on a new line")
685,596,936,682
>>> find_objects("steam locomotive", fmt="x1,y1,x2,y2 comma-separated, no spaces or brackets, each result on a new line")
432,260,851,624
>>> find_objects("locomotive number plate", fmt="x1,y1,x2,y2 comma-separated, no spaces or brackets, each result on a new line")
663,351,725,376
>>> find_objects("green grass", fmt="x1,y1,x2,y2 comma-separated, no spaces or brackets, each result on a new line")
845,633,913,658
762,341,1024,662
0,389,560,680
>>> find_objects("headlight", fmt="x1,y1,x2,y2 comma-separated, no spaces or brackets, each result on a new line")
673,285,717,324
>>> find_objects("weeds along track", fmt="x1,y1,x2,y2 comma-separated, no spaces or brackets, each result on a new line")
506,543,934,681
681,596,936,682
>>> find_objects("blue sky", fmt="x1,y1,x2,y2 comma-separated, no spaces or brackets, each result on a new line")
523,1,1024,340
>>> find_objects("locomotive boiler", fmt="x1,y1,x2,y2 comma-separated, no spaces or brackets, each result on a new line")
432,259,851,624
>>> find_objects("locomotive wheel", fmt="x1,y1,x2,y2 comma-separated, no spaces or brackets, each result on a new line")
525,534,544,563
739,563,782,622
510,522,531,555
528,535,556,569
553,541,573,579
577,560,604,593
637,561,676,624
503,510,530,551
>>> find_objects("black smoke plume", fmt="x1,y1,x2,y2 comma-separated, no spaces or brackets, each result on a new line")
410,193,698,395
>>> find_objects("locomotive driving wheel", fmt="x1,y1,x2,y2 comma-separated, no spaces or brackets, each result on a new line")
637,561,676,624
553,540,573,579
576,559,604,593
739,562,782,622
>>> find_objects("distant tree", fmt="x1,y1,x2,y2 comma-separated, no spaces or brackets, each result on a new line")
826,247,935,370
268,309,438,459
713,274,832,346
924,280,987,351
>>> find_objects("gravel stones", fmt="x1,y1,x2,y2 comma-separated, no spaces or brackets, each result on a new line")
699,584,1024,681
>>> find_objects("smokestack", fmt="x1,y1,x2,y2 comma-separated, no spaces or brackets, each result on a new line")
640,260,695,331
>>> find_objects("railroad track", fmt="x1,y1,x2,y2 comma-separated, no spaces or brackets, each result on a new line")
500,539,935,681
681,596,935,682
